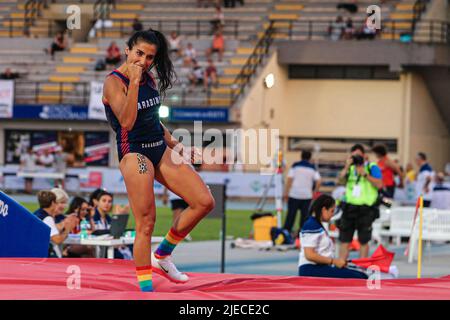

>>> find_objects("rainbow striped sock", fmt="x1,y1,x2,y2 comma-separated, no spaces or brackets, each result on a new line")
154,227,188,259
136,265,153,292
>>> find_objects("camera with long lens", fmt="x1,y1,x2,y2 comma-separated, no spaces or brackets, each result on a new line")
351,155,365,166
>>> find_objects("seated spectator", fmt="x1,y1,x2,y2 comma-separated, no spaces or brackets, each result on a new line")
51,187,69,224
168,31,183,59
132,17,143,33
183,42,197,62
356,15,377,40
328,16,345,41
179,57,193,86
210,5,225,34
63,196,96,257
92,190,132,259
431,172,450,210
46,32,67,59
38,149,55,168
188,59,205,91
298,194,368,279
105,41,122,66
204,58,219,90
0,68,19,80
92,190,114,231
34,190,78,258
206,30,225,62
343,18,355,39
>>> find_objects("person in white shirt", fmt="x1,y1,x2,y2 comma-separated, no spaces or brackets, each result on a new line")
415,152,435,207
38,149,55,168
19,147,37,194
183,42,197,62
283,150,321,234
33,190,79,258
168,31,183,59
299,194,367,279
431,172,450,210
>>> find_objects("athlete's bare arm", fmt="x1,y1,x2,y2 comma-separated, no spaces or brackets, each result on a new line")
103,64,143,131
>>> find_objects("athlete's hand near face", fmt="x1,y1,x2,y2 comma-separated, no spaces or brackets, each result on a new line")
127,63,143,84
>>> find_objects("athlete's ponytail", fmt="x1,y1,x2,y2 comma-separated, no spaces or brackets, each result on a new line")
148,29,175,98
126,29,176,97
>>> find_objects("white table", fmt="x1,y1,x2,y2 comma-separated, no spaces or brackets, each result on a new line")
64,235,164,259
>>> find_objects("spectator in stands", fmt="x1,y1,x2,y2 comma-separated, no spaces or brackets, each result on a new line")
51,187,69,224
63,196,96,257
19,147,37,194
179,57,193,86
46,31,67,59
328,16,345,41
337,144,382,260
204,58,219,90
372,144,403,199
415,152,435,207
105,41,122,66
210,5,225,34
299,194,368,279
188,59,205,91
356,14,377,40
183,42,197,62
343,18,354,40
168,31,183,59
132,17,143,33
0,68,19,80
431,172,450,209
206,30,225,62
34,190,78,258
38,149,55,168
283,150,322,235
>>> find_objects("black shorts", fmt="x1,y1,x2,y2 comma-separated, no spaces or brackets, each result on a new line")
338,204,378,245
118,139,167,167
171,199,188,211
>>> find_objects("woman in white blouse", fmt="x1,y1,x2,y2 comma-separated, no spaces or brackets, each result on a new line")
299,194,368,279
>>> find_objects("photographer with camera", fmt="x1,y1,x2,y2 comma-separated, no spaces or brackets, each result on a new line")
337,144,383,260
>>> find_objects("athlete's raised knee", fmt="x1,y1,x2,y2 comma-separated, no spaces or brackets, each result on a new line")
196,193,215,214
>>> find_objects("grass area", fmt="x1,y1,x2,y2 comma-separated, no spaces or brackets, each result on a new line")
22,202,289,241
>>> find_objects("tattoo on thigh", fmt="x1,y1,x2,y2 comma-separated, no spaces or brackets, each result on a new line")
137,154,148,174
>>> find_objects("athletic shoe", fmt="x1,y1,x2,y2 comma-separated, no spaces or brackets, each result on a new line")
151,252,189,284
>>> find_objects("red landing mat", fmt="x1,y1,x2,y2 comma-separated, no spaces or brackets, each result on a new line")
1,258,450,300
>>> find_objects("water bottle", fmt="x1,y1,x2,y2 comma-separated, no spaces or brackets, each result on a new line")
80,219,89,239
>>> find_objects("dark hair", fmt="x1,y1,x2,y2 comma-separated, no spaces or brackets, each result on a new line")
66,196,88,216
309,194,336,223
372,144,387,157
126,30,175,97
97,190,113,202
351,144,365,154
89,188,104,206
417,152,427,161
301,150,312,161
37,190,56,209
